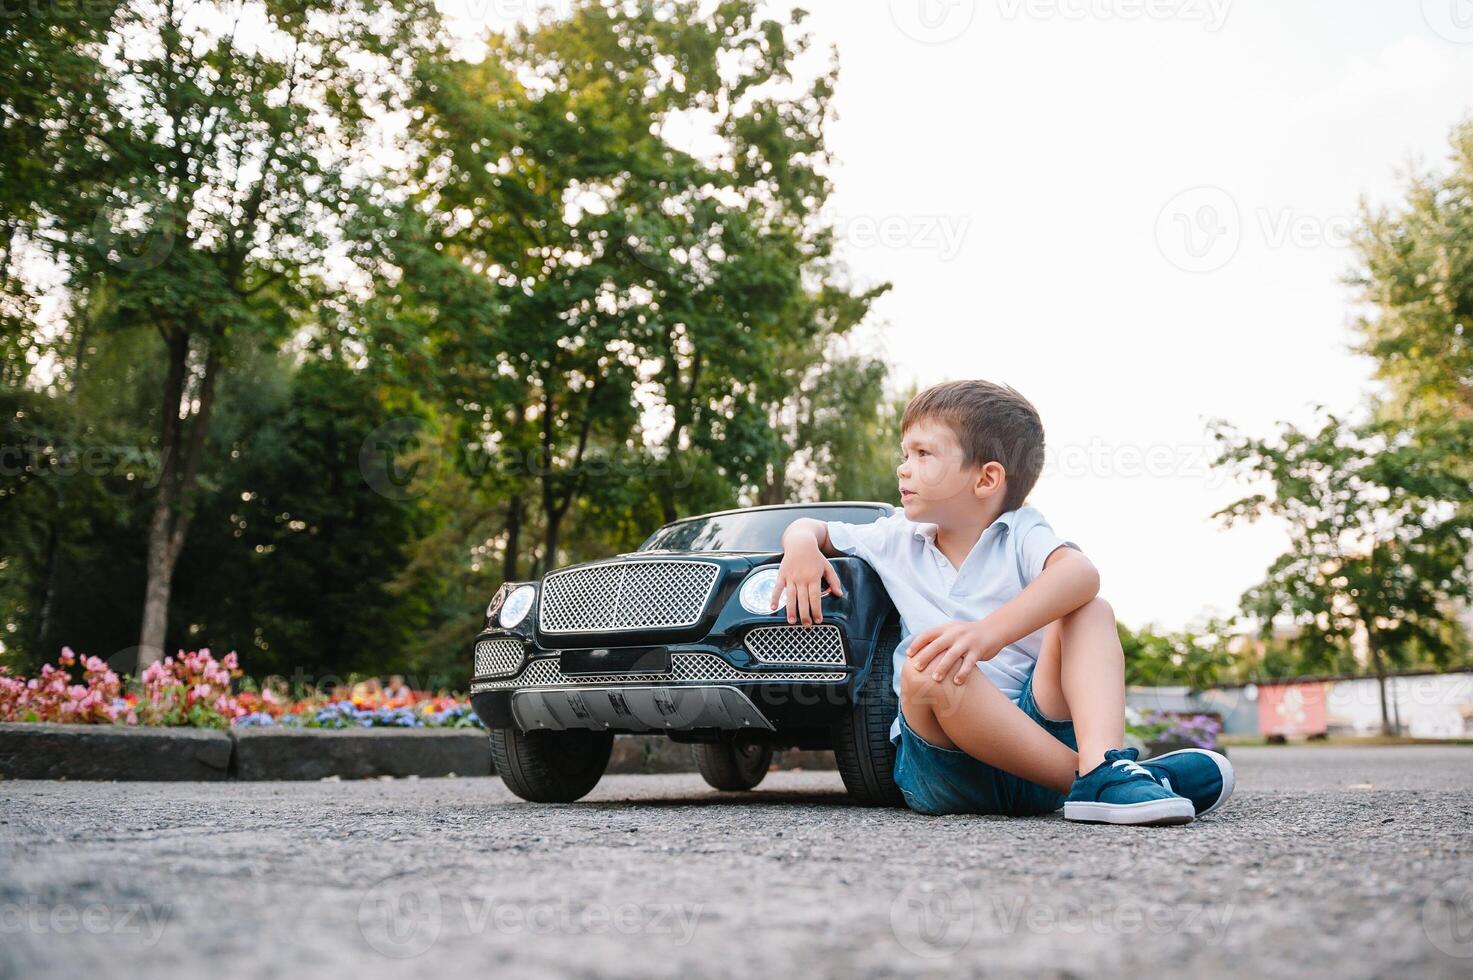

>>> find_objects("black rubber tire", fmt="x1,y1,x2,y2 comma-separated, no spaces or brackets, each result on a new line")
692,741,773,791
489,727,614,803
832,623,905,807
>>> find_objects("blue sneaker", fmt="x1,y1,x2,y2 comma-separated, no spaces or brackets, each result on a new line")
1064,748,1195,825
1141,749,1235,817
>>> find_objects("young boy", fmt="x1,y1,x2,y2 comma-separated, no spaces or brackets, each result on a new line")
774,380,1233,824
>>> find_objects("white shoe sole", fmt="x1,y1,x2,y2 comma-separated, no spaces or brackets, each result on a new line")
1064,797,1195,826
1147,748,1236,817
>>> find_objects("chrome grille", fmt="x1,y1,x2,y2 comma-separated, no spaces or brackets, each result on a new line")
471,652,845,692
744,625,846,666
474,638,525,678
537,560,721,634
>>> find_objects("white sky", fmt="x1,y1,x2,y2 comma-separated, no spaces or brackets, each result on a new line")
440,1,1473,630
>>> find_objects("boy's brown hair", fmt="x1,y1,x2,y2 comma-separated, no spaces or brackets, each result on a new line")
901,380,1045,512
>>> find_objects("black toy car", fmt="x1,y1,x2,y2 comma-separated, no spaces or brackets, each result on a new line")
470,501,905,805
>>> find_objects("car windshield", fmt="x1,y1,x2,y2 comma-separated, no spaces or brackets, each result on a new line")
639,505,890,553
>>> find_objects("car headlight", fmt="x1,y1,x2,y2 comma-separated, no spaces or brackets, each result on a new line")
739,567,784,615
499,584,536,628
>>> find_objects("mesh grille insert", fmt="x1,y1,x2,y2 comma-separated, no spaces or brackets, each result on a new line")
537,560,721,633
744,625,846,665
474,637,525,678
471,652,845,692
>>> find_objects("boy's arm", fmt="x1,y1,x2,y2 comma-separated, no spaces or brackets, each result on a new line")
907,547,1100,684
780,517,847,558
774,518,847,625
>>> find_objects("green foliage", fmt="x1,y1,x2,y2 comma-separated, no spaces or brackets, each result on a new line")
1212,412,1472,683
2,0,902,687
170,356,440,680
1352,119,1473,423
387,0,890,576
1120,620,1237,689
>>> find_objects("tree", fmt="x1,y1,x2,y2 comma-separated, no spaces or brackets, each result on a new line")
1119,620,1237,690
1352,119,1473,423
31,0,442,666
392,0,887,577
169,354,439,681
1212,412,1473,734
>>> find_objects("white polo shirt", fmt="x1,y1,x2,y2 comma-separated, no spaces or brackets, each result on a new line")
825,506,1078,741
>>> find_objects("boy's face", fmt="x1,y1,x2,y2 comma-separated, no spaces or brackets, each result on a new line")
896,419,1002,523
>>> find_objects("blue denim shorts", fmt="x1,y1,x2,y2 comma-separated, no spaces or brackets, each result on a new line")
893,673,1078,817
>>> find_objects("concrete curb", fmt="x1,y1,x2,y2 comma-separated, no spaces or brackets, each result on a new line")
0,724,837,781
0,722,234,781
231,728,492,780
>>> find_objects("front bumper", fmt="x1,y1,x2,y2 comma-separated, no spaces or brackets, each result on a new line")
470,554,895,739
469,633,861,736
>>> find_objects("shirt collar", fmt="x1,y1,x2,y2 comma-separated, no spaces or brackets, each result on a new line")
911,508,1020,544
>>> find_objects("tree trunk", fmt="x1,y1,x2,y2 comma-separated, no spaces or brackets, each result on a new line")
502,493,523,581
1371,646,1394,737
543,506,564,573
138,335,220,668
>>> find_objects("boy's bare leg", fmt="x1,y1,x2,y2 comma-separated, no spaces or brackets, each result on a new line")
1028,596,1126,775
900,662,1077,794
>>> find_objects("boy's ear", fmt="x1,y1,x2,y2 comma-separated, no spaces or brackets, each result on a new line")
973,461,1006,500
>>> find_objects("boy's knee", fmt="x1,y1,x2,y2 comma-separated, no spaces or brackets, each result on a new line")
1066,596,1115,624
899,661,965,716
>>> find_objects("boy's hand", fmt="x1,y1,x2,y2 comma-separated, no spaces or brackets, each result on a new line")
907,620,1003,684
771,538,845,625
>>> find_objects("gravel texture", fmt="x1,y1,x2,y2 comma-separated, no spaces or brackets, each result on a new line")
1,745,1470,979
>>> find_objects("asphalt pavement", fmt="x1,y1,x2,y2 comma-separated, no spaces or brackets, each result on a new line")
1,745,1470,979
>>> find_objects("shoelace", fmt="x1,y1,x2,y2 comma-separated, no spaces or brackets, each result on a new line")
1110,758,1154,779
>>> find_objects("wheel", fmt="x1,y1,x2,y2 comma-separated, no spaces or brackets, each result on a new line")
832,623,905,806
691,740,773,791
489,727,614,803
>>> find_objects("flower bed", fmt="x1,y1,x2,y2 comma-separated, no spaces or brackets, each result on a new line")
0,649,482,730
1127,707,1224,753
